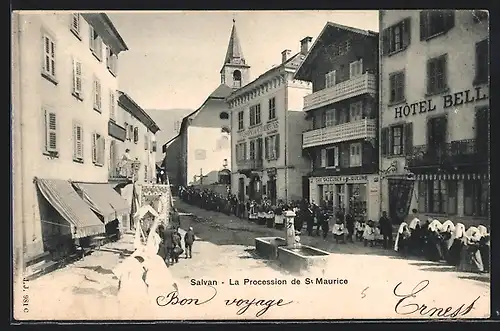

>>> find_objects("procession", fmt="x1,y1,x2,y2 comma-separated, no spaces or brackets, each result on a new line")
12,9,490,320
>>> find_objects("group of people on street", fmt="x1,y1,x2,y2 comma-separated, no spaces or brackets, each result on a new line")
394,209,490,274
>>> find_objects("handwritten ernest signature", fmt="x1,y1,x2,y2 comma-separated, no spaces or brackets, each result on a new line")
393,280,480,318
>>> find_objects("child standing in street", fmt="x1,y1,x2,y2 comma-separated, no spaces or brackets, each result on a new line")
184,227,195,259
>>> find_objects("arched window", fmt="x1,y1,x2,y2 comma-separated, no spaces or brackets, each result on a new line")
221,126,231,134
219,112,229,120
233,70,242,88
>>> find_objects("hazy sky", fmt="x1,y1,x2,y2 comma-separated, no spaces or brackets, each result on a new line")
108,11,379,111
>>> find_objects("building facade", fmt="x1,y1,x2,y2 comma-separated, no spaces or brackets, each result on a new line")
294,22,380,221
162,22,241,188
379,10,489,226
227,38,313,204
12,12,128,262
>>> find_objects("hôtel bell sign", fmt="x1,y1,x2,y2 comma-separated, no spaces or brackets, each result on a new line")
394,86,488,119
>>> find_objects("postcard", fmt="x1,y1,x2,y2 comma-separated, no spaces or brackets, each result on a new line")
12,9,490,321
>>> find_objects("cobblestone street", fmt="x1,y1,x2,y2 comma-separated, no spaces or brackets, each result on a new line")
21,198,490,320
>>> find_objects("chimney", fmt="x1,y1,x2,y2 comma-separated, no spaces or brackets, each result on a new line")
300,36,313,55
281,49,292,63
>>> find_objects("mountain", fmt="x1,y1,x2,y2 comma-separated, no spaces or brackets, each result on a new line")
147,108,192,162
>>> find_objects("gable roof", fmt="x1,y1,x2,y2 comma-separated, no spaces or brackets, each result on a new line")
294,21,378,81
161,84,232,151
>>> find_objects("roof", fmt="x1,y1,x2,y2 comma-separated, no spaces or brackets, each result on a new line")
221,20,249,70
117,91,160,133
161,84,232,151
226,52,305,101
294,21,378,81
81,13,129,54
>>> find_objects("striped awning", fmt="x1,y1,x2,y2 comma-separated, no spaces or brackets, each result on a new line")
73,182,130,224
415,173,490,181
35,178,105,238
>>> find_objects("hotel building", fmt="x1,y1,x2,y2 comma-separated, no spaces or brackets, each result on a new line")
294,22,380,221
379,10,489,225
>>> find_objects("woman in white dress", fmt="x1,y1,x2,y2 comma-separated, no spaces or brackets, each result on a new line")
394,222,410,254
332,219,346,244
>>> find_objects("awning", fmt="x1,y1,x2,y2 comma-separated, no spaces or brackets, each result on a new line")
73,182,130,224
35,178,105,238
415,173,490,181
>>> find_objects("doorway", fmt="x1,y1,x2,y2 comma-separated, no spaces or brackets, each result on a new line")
238,177,245,201
388,178,415,224
302,176,310,203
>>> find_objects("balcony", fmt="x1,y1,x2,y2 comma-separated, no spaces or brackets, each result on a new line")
407,139,488,168
303,73,377,111
109,160,141,182
237,158,264,171
302,119,377,149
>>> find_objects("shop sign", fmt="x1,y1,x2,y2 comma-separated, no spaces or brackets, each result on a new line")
394,86,488,119
239,120,279,138
315,175,368,184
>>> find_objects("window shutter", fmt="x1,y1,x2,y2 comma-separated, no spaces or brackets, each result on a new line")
92,133,97,163
334,146,339,167
402,18,411,48
444,11,455,31
404,122,413,156
419,11,429,41
71,14,79,32
144,134,148,150
89,26,94,51
426,59,433,93
257,138,263,160
388,127,394,156
44,111,57,152
110,91,115,119
381,127,388,156
321,149,327,167
72,124,78,158
382,28,390,55
124,122,129,140
275,134,280,159
99,136,105,165
264,137,269,159
441,55,448,90
134,127,138,143
106,47,111,68
243,142,247,159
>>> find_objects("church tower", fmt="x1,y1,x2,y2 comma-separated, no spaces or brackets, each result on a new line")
220,20,250,89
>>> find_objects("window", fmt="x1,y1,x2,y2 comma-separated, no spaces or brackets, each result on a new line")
464,180,489,217
264,134,280,160
72,122,84,161
92,133,105,166
106,47,118,76
133,127,139,143
268,97,276,120
329,40,350,57
427,54,447,95
389,71,405,103
349,143,362,167
249,104,261,126
72,58,83,99
418,180,458,214
349,59,363,79
70,13,81,38
382,18,411,55
233,70,242,88
236,142,247,161
237,111,244,130
128,125,134,142
89,26,102,61
475,39,488,85
338,108,348,124
249,140,256,160
144,165,148,182
43,109,58,154
320,147,339,168
325,71,336,88
93,77,102,111
420,10,455,41
391,125,403,155
219,111,229,120
349,102,363,121
323,109,336,127
124,122,129,140
109,90,116,121
144,134,149,150
42,33,56,81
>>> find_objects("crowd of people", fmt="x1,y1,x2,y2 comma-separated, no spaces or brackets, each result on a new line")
177,186,397,249
394,209,490,274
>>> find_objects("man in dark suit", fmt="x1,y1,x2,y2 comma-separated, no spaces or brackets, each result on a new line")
170,208,181,229
163,226,175,265
184,227,195,259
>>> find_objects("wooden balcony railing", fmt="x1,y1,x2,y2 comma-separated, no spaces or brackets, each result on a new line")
236,158,264,171
109,160,141,182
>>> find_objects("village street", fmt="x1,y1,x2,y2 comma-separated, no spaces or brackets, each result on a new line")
22,198,490,320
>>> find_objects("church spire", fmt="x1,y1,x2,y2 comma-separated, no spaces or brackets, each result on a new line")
220,19,250,89
224,20,245,65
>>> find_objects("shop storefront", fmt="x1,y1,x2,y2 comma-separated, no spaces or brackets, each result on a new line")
309,174,380,221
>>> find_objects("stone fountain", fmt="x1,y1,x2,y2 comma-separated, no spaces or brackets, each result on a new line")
255,210,329,272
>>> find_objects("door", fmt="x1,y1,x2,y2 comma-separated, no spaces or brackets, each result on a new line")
302,176,310,203
238,178,245,201
388,178,415,224
268,178,277,205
